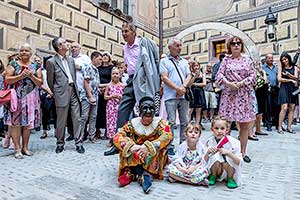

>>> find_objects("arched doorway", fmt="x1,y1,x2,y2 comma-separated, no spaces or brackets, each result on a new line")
175,22,260,61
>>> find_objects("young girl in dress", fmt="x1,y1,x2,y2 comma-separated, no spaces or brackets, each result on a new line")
204,117,242,189
168,122,209,186
104,67,124,145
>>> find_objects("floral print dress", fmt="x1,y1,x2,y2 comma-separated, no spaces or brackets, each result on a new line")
4,60,40,129
106,83,124,138
168,141,208,184
216,56,256,123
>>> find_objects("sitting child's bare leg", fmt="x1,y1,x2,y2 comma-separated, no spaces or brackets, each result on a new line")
208,161,222,185
222,163,238,189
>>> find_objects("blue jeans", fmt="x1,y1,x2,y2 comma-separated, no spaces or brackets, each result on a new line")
165,98,189,144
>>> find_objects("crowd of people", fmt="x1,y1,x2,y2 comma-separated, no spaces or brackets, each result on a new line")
0,21,300,194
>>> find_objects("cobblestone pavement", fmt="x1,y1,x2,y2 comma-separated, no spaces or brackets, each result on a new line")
0,122,300,200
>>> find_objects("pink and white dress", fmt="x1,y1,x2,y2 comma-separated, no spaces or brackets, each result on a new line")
106,83,124,138
216,55,256,123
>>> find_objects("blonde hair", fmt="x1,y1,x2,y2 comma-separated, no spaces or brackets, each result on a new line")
211,116,229,129
185,122,201,135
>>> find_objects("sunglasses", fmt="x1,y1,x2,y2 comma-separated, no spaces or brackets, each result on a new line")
230,42,242,46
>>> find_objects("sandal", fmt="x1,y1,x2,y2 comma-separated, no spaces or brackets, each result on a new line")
21,149,33,156
14,151,24,159
277,130,284,134
287,129,296,134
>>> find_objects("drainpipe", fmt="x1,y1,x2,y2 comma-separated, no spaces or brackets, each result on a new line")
158,0,163,57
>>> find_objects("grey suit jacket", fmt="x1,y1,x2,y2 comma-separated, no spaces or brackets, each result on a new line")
46,54,80,107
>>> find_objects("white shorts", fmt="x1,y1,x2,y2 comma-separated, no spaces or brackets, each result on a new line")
204,91,217,109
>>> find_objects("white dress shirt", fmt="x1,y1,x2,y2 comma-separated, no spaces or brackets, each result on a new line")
58,54,74,84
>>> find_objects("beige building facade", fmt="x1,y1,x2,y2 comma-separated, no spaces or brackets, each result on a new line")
163,0,300,64
0,0,159,64
1,0,300,66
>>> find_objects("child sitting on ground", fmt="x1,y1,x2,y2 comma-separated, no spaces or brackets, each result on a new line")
168,122,209,186
204,116,242,189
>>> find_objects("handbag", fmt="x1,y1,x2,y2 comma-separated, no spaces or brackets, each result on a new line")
254,71,265,90
0,89,11,105
170,59,194,101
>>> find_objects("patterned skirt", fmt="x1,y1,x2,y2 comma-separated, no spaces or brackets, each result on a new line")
4,88,40,129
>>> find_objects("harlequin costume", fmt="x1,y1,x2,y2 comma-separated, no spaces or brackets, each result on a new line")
113,96,173,193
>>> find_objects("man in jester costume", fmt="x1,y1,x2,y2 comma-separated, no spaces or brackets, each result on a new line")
113,96,172,193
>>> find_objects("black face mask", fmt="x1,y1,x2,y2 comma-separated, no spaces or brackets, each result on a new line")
140,100,155,118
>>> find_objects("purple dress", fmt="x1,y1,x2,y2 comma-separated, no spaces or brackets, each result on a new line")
216,56,256,123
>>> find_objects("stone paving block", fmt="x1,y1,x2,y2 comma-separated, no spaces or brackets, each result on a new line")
25,175,120,200
1,122,300,199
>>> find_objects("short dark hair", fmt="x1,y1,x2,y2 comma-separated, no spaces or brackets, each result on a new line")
90,51,102,60
280,51,292,67
0,59,4,72
226,36,245,55
52,37,61,52
43,56,53,69
219,52,226,61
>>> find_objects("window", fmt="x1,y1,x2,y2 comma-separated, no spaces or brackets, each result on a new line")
214,40,226,59
208,35,229,63
249,0,256,8
111,0,117,8
123,0,129,14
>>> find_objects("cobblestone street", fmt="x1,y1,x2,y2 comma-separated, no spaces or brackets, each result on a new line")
0,123,300,200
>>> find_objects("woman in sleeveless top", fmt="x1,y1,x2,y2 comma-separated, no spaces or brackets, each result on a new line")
189,62,206,126
277,52,299,134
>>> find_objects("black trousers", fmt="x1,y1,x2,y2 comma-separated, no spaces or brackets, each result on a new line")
116,75,136,129
40,93,57,130
265,86,280,128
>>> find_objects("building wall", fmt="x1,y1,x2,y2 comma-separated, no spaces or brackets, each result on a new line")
0,0,158,64
163,0,299,64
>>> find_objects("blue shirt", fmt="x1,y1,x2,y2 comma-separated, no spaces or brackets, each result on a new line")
160,55,191,101
263,63,278,87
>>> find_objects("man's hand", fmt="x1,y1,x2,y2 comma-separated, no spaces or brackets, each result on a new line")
176,86,186,97
88,96,96,104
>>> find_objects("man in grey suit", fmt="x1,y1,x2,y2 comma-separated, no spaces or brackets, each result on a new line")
46,37,84,154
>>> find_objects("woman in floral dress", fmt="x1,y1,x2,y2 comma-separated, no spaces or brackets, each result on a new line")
216,36,256,163
104,67,124,142
4,43,42,159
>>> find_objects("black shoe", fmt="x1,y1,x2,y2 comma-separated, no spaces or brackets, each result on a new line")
76,146,85,154
243,155,251,163
55,146,64,154
248,136,259,141
266,126,272,132
255,131,268,136
142,174,152,194
167,148,175,156
40,133,47,139
66,135,74,141
104,145,119,156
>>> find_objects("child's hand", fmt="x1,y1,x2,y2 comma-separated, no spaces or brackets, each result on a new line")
186,165,197,174
219,148,231,156
178,167,188,174
208,147,218,154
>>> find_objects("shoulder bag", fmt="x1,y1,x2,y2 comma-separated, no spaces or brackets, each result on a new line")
170,59,194,101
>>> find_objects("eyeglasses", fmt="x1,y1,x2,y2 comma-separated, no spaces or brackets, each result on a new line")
230,42,242,46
